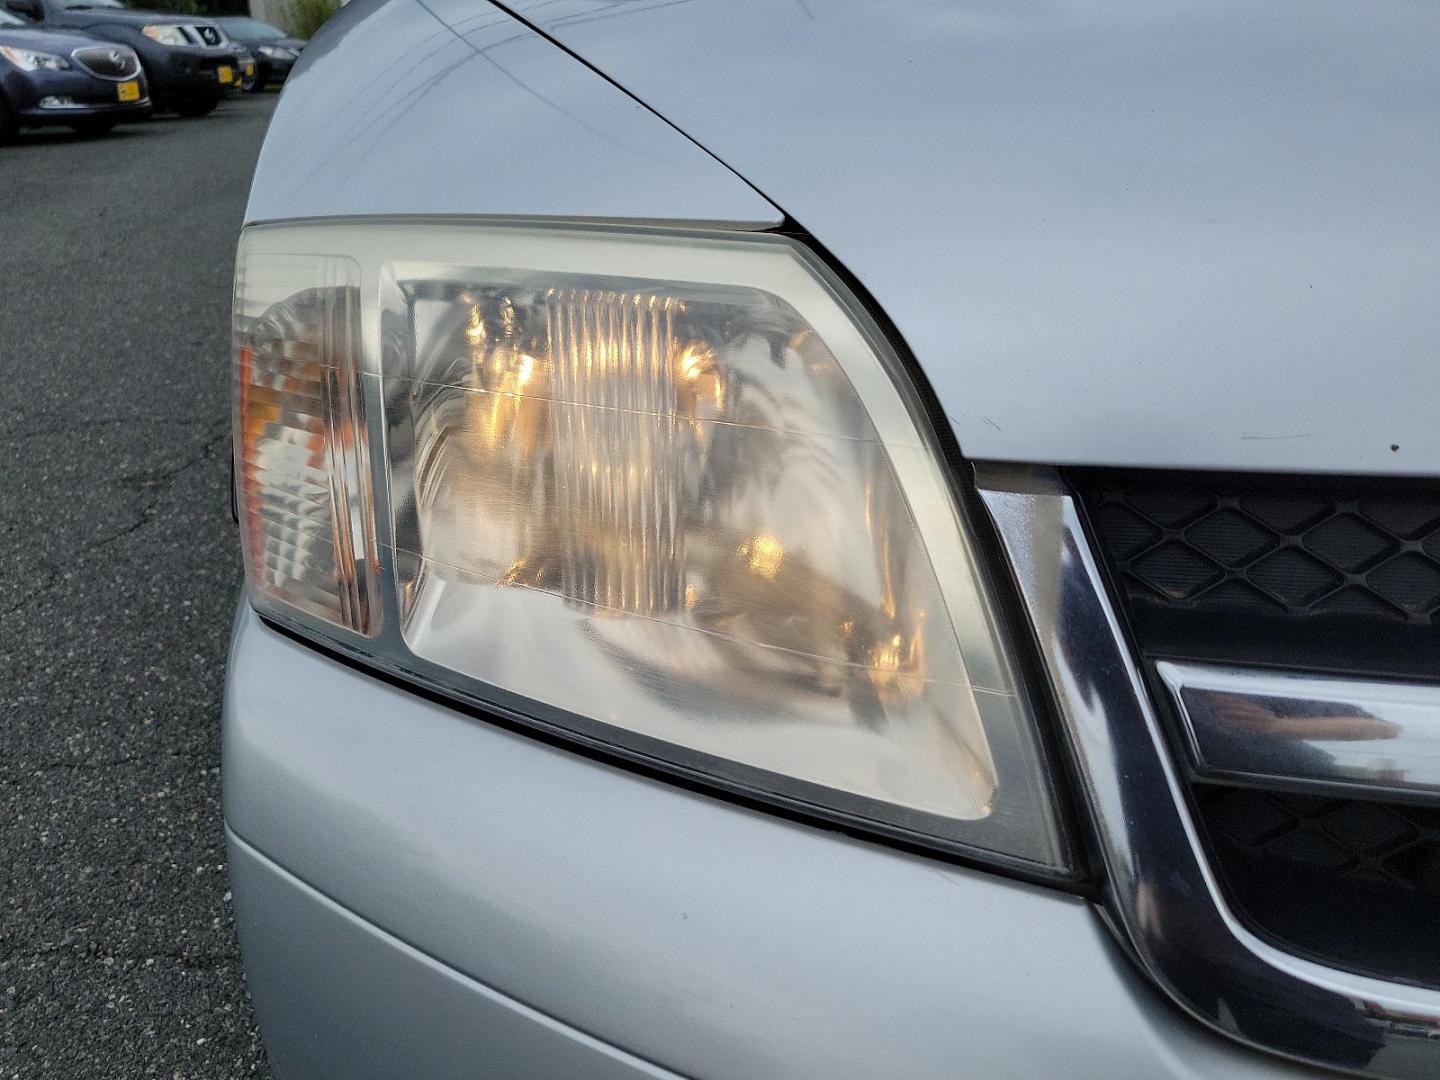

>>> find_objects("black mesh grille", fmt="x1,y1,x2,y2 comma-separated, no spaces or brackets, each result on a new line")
71,45,139,80
1199,787,1440,891
1076,472,1440,678
1089,482,1440,621
1195,786,1440,986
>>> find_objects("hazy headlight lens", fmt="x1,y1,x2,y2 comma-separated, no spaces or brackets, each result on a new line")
142,25,189,46
234,222,1067,868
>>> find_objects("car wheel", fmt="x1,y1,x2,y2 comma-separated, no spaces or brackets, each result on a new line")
174,96,220,118
69,118,118,137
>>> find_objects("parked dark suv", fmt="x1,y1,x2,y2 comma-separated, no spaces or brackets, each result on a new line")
4,0,235,115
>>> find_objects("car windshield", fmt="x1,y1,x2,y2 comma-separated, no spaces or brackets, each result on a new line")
0,9,27,24
215,17,285,40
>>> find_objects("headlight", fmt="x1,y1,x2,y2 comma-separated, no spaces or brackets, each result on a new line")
256,45,292,59
142,25,190,46
233,221,1071,871
0,45,70,71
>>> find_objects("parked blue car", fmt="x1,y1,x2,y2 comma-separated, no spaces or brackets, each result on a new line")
5,0,235,117
0,7,148,139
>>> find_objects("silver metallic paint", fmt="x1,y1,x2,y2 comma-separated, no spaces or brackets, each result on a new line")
497,0,1440,477
224,604,1323,1080
228,831,678,1080
250,0,1440,474
244,0,779,228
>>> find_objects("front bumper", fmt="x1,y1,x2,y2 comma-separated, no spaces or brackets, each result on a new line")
254,53,295,83
1,68,150,124
229,831,678,1079
136,45,235,101
224,604,1325,1080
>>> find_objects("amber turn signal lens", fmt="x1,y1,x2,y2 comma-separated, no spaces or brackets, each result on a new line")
233,253,378,635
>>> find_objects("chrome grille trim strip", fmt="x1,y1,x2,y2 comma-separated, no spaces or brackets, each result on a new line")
975,463,1440,1079
1157,660,1440,802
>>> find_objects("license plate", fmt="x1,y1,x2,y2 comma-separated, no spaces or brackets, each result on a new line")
116,79,140,103
244,62,255,77
217,65,234,84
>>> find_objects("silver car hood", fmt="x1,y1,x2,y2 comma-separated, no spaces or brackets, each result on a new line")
514,0,1440,477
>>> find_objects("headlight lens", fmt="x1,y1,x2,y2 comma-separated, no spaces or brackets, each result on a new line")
0,45,70,71
256,45,291,59
234,221,1069,869
142,25,190,46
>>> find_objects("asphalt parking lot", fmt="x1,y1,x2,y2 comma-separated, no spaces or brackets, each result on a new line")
0,96,276,1079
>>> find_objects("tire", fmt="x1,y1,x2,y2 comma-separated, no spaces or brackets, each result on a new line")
174,96,220,118
69,117,118,137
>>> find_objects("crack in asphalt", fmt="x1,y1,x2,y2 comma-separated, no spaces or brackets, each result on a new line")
120,425,231,490
0,421,229,624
